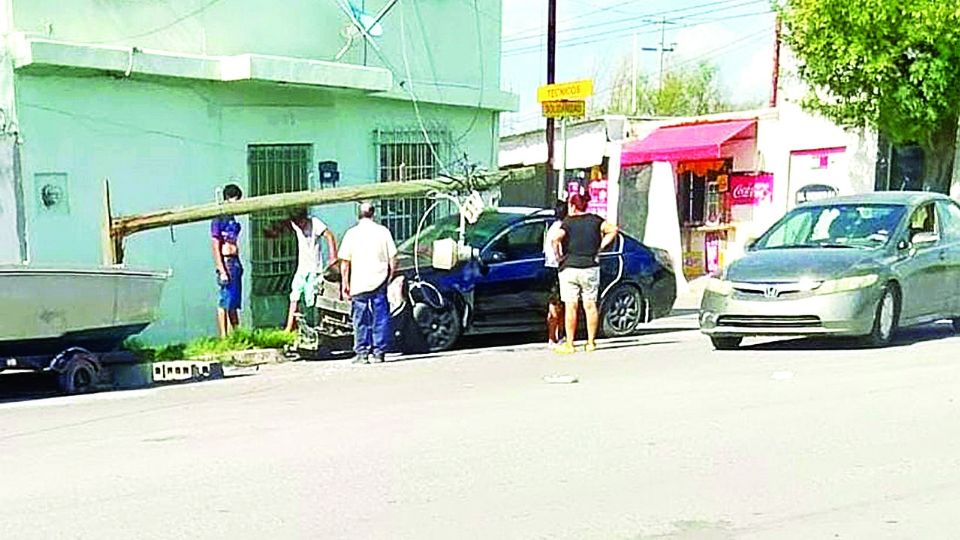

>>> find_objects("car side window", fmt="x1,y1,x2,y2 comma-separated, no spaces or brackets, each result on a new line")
489,221,547,261
937,201,960,242
907,203,938,241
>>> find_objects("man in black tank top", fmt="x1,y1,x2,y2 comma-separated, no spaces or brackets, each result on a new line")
550,193,619,354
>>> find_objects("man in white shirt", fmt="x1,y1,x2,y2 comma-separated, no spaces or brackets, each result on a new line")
339,202,398,364
265,208,338,332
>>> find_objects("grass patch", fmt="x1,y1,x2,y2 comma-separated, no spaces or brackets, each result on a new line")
125,329,296,362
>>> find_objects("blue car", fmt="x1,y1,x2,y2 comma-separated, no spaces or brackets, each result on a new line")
394,208,677,351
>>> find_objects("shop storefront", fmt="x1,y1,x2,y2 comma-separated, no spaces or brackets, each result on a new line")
621,118,775,280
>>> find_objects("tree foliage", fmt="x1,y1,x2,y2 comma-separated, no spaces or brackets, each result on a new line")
603,60,736,117
779,0,960,191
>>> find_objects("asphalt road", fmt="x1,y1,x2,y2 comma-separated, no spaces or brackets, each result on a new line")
3,323,960,539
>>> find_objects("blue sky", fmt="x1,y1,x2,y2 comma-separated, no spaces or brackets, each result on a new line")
499,0,779,134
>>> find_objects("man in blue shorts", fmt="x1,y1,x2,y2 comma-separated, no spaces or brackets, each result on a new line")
211,184,243,338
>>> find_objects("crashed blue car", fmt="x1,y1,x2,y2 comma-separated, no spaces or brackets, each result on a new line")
389,207,677,351
301,207,677,354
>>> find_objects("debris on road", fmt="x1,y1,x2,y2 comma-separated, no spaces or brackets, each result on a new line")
543,374,579,384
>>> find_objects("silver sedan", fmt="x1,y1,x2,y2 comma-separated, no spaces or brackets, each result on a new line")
700,192,960,349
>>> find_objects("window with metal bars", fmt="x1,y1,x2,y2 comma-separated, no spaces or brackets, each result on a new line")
247,144,312,297
375,128,452,243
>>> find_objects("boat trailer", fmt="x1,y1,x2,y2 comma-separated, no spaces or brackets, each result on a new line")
0,347,144,395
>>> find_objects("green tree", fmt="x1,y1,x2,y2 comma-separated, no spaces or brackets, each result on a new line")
779,0,960,193
603,60,734,117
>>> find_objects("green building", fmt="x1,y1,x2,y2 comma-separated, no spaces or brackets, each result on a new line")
0,0,516,343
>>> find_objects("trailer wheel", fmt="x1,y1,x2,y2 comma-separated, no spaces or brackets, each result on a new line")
56,354,99,395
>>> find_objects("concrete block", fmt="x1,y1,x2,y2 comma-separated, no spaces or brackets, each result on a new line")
152,361,224,383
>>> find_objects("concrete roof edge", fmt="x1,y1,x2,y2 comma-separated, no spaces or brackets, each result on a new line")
12,35,394,92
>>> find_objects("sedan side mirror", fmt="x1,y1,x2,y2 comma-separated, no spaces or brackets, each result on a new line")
480,250,507,265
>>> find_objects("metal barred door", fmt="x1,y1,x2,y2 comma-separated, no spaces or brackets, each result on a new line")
248,144,312,327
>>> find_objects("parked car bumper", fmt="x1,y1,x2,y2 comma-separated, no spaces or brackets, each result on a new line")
699,286,881,337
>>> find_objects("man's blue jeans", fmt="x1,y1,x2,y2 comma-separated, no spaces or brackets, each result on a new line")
351,283,391,356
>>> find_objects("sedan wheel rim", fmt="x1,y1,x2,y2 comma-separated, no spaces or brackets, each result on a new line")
424,310,455,348
608,291,641,333
878,292,895,340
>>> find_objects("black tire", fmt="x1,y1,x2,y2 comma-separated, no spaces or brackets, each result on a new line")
710,336,742,350
864,284,899,348
57,356,98,395
952,318,960,333
412,301,461,352
601,285,646,338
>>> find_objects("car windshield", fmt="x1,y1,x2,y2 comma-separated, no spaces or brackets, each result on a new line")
397,211,525,256
755,203,906,250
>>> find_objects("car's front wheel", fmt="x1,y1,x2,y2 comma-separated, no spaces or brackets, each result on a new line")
864,284,899,348
710,336,742,350
412,301,461,352
601,285,646,337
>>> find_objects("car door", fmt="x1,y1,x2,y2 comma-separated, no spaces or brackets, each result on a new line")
935,200,960,317
472,219,550,327
598,233,624,301
897,202,947,322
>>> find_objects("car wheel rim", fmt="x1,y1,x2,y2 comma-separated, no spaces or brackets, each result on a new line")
424,309,456,349
608,290,641,333
879,291,894,340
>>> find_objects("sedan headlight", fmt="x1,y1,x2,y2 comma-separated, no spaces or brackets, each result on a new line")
705,277,733,296
815,274,879,295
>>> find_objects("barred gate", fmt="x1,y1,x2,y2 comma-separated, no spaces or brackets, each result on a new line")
248,144,312,327
374,128,452,243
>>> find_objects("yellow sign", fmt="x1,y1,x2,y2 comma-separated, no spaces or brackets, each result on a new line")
542,100,586,118
537,79,594,102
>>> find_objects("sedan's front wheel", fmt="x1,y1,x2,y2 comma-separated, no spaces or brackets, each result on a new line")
864,284,899,348
412,301,461,352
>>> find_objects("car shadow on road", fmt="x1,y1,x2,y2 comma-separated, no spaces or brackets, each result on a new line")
741,323,958,351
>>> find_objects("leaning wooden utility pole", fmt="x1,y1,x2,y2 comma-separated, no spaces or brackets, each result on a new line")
104,167,536,264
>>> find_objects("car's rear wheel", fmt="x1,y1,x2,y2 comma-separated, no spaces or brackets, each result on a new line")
952,318,960,333
601,285,646,338
412,301,461,352
864,284,899,347
710,336,742,350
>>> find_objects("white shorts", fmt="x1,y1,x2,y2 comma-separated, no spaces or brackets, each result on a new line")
290,271,319,306
558,267,600,303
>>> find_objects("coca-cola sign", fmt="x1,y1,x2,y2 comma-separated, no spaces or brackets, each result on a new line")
729,174,774,206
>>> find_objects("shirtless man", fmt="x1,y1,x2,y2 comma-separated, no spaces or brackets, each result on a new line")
211,184,243,338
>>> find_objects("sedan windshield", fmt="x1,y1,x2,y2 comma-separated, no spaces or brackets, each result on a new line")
755,203,906,250
397,211,523,255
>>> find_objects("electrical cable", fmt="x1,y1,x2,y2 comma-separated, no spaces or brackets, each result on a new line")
398,6,452,176
89,0,226,44
503,0,766,46
454,0,485,145
503,8,773,57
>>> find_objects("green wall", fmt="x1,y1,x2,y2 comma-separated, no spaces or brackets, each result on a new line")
16,72,498,343
12,0,502,94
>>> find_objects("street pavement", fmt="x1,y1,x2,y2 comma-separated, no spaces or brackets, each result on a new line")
4,321,960,539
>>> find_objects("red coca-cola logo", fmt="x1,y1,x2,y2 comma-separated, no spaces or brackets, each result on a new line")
732,184,753,199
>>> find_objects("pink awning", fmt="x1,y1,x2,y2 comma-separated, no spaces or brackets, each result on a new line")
621,119,756,166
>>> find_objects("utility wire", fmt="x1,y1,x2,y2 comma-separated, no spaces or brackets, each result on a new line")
503,0,765,44
503,9,773,57
89,0,226,44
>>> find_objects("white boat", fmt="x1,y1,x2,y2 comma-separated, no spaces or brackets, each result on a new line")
0,265,169,357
